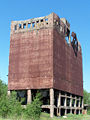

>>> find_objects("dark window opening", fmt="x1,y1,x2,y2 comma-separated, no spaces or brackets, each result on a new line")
42,108,50,114
67,109,70,114
32,22,35,28
41,19,43,22
72,99,75,107
19,24,22,29
23,24,26,29
36,21,39,23
17,90,27,105
61,108,65,116
72,109,75,114
45,18,48,21
67,98,70,106
76,100,79,107
76,110,79,114
28,23,31,28
61,97,65,106
15,25,17,30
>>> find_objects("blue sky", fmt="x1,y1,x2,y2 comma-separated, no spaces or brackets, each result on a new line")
0,0,90,92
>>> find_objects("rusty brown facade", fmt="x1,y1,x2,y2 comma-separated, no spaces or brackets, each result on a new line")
8,13,83,117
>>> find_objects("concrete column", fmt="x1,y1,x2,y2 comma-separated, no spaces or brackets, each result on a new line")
74,97,76,108
74,97,77,114
64,97,67,107
50,88,54,118
65,109,67,115
57,92,61,116
74,109,76,114
79,110,80,114
64,94,67,115
27,89,32,104
70,109,72,114
78,97,80,108
7,90,10,96
82,98,84,109
70,95,72,107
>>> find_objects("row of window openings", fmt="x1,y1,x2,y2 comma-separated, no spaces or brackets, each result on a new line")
15,18,48,30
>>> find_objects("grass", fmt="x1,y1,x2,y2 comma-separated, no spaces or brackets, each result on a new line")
0,113,90,120
40,112,90,120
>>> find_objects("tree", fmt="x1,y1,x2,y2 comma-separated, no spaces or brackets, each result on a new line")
25,92,42,120
83,90,90,104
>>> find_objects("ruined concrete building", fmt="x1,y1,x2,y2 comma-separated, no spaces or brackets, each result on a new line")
8,13,83,117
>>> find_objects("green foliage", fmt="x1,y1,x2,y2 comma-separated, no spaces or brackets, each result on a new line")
7,91,22,118
0,80,7,97
24,93,42,120
0,80,22,118
83,89,90,115
83,90,90,104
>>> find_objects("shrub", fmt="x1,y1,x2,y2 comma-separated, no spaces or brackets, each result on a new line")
24,93,42,120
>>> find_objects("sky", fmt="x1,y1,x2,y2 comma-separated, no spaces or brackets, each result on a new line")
0,0,90,92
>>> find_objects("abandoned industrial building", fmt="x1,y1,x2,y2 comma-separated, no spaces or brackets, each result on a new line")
8,13,83,117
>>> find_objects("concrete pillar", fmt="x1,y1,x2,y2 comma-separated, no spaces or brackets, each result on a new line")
64,97,67,107
78,97,80,108
70,109,72,114
79,110,80,114
82,98,84,109
74,97,77,114
74,97,76,108
70,95,72,107
50,88,54,118
65,109,67,115
7,90,11,96
27,89,32,104
57,92,61,116
74,109,76,114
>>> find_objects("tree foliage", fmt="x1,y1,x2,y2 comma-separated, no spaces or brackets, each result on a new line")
0,79,42,119
24,92,42,120
83,89,90,104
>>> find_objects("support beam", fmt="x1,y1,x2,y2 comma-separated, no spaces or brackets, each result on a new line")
57,92,61,116
64,94,67,115
82,98,84,109
7,90,10,96
50,88,54,118
27,89,32,104
65,109,67,115
74,96,77,114
64,96,67,107
78,97,80,108
70,95,72,107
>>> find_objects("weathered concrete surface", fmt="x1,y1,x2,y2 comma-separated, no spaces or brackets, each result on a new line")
8,12,83,97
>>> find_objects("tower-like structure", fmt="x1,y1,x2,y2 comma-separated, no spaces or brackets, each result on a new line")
8,13,83,117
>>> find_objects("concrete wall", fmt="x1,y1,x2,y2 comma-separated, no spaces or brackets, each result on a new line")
8,12,83,97
53,28,83,96
8,28,53,90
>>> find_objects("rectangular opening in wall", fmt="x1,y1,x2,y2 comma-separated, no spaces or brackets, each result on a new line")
72,99,75,107
45,18,48,21
28,23,31,28
67,98,70,106
19,24,22,29
23,23,26,29
32,22,35,28
41,19,43,22
15,25,17,30
36,21,39,23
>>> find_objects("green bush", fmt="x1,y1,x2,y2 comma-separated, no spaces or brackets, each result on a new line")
24,93,42,120
7,91,22,118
